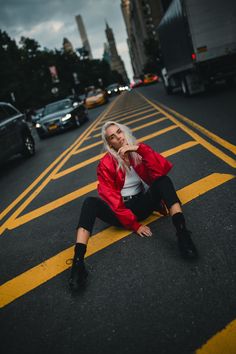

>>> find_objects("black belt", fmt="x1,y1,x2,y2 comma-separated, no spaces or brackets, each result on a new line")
123,192,143,202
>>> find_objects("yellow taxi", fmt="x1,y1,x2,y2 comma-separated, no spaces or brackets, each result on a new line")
85,88,108,109
143,73,159,85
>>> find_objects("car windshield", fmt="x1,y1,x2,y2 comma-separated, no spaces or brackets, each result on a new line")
44,100,72,115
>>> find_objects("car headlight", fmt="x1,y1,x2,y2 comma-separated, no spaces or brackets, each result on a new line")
61,113,72,121
108,90,111,94
36,123,41,128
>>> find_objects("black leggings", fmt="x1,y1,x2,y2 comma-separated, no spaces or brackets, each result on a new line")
76,175,180,234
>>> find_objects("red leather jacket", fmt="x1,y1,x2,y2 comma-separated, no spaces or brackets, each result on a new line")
97,143,173,232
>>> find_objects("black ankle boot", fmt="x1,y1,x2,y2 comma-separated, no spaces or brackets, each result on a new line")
69,257,88,291
176,229,198,260
69,243,88,291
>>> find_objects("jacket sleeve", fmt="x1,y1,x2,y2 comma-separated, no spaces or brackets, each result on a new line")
97,161,142,232
137,143,173,178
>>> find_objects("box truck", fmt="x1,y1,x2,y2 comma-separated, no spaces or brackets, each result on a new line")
158,0,236,95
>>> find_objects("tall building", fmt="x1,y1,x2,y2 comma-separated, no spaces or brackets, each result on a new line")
103,42,111,65
121,0,165,78
62,37,74,55
75,14,93,60
105,22,129,83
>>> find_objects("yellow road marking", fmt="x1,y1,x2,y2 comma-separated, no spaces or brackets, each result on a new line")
0,96,121,235
0,133,86,221
105,103,150,119
88,115,167,139
156,101,236,155
162,140,199,157
0,172,233,308
139,93,236,168
8,139,195,228
114,112,162,125
93,108,155,131
8,182,98,229
196,319,236,354
129,119,175,133
73,140,104,154
53,154,105,179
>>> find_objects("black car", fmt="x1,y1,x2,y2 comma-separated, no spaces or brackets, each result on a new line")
35,98,88,139
0,102,35,164
106,83,121,96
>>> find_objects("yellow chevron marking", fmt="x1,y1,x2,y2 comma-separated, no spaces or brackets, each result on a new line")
139,93,236,168
93,108,156,131
88,116,167,139
157,101,236,155
0,172,234,308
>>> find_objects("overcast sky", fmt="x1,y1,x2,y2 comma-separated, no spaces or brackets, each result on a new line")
0,0,134,80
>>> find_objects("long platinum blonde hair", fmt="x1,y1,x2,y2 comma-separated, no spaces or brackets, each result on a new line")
101,121,142,171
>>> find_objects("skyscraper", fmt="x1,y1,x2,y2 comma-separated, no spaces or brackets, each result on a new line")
75,14,93,60
62,38,74,55
103,42,111,65
105,22,129,83
121,0,165,77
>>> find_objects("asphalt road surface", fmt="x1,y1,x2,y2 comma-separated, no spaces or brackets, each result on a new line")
0,82,236,354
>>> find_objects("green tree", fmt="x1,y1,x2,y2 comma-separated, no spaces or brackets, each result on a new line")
0,30,127,111
0,30,21,104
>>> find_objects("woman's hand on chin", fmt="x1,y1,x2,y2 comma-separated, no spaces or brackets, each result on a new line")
118,145,138,159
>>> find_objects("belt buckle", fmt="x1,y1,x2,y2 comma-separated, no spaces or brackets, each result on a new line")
124,195,133,202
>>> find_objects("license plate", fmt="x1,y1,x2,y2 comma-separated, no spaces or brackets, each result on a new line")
48,124,58,130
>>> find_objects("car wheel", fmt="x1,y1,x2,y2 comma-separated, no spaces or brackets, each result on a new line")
181,77,190,96
163,78,173,95
22,133,35,157
74,114,81,127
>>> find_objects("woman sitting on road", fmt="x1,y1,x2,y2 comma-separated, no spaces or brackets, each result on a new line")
69,121,198,291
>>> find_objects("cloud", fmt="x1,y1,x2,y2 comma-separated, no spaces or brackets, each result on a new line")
19,20,64,38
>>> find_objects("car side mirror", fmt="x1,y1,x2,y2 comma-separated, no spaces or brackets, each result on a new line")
73,102,79,108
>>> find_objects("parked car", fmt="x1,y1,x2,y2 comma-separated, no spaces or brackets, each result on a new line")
35,98,88,139
106,83,121,96
84,88,108,109
0,102,35,164
143,73,159,85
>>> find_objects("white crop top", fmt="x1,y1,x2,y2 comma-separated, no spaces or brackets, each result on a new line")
121,167,143,197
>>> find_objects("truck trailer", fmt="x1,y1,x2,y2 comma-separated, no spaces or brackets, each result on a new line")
158,0,236,96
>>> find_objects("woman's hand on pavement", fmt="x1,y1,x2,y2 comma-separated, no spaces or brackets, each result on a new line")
137,225,152,237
